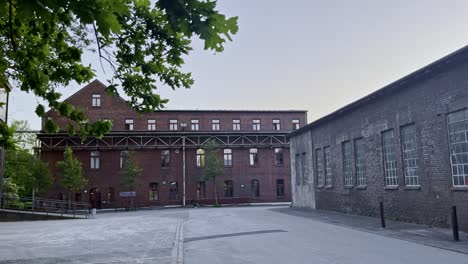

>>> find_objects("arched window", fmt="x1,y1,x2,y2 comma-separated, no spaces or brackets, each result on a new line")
196,149,205,168
250,179,260,197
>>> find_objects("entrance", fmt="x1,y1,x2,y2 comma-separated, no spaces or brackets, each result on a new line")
89,188,102,209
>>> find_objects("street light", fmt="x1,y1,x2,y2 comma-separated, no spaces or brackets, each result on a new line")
180,122,187,207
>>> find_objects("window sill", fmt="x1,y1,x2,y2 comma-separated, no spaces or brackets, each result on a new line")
325,185,333,189
316,185,324,189
344,186,353,189
356,186,367,190
404,186,421,190
451,186,468,191
384,186,399,190
274,165,284,167
161,167,170,169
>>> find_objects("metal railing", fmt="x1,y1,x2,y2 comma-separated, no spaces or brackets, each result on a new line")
0,195,90,218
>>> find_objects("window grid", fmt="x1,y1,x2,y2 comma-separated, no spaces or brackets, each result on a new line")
232,119,241,131
224,180,234,197
252,120,261,131
196,149,205,168
147,119,156,130
120,151,129,169
249,148,258,166
273,119,281,131
191,119,199,131
92,94,101,107
400,124,419,186
448,109,468,186
212,119,220,130
125,119,134,131
316,149,324,186
342,141,353,186
295,154,301,186
161,150,170,168
382,130,398,186
149,183,159,201
224,149,232,167
292,120,300,130
324,146,333,186
354,138,367,186
250,179,260,197
301,153,307,184
90,151,100,169
276,179,285,197
169,119,178,131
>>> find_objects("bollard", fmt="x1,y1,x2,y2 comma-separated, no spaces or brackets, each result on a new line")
92,208,97,219
379,202,386,228
451,206,459,241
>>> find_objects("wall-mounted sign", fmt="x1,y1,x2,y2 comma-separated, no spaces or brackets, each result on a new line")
119,191,136,197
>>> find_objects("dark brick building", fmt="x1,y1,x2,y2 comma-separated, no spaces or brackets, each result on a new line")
289,46,468,231
38,80,307,208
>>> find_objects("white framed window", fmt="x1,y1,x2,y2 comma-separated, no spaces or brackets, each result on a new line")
125,119,134,131
120,151,129,169
90,151,100,169
212,119,220,131
355,138,366,186
161,150,170,168
447,109,468,187
191,119,199,131
92,94,101,107
196,149,205,168
292,119,300,130
224,149,232,167
249,148,258,166
169,119,178,131
382,129,398,186
342,141,353,187
273,119,281,131
147,119,156,130
401,124,419,186
275,148,283,166
233,119,240,131
252,119,261,131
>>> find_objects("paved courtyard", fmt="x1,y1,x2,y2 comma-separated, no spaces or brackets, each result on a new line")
0,206,467,263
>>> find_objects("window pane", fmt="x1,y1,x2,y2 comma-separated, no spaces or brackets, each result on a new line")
343,141,353,186
382,130,398,186
448,109,468,186
355,138,366,186
401,124,419,186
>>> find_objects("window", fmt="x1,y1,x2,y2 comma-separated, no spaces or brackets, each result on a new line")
342,141,353,187
324,146,333,186
212,119,220,130
147,119,156,130
197,181,206,199
275,148,284,166
249,148,258,166
250,179,260,197
233,119,241,131
125,119,134,131
107,187,115,203
252,119,261,131
401,124,419,186
191,119,199,131
316,149,324,186
196,149,205,168
224,149,232,167
301,152,307,184
120,151,129,169
273,119,281,131
149,183,159,201
355,138,366,186
92,94,101,107
292,119,300,130
224,180,234,197
448,109,468,186
161,150,170,168
90,151,100,169
169,119,178,131
382,129,398,186
276,179,285,197
169,181,178,200
295,154,301,185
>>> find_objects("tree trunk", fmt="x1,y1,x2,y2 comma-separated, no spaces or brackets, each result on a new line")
68,189,71,211
213,177,218,206
32,187,35,212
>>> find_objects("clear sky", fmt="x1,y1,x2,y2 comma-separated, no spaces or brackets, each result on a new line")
9,0,468,129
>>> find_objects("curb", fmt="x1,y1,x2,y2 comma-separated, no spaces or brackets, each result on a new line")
171,220,185,264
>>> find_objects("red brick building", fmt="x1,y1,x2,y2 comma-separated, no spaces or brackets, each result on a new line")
37,80,307,208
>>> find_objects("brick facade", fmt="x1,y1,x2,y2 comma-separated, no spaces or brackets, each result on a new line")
39,80,307,208
290,46,468,231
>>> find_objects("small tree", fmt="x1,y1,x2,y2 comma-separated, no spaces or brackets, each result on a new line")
203,140,224,206
120,151,141,210
56,147,87,209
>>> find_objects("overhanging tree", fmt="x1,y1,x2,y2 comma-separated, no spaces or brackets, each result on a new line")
56,147,87,209
203,139,223,206
120,151,141,210
1,0,238,141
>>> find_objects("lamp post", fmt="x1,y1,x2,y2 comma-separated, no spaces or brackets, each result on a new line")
180,122,187,207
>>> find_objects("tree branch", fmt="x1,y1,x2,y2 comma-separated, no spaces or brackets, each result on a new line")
8,0,17,52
